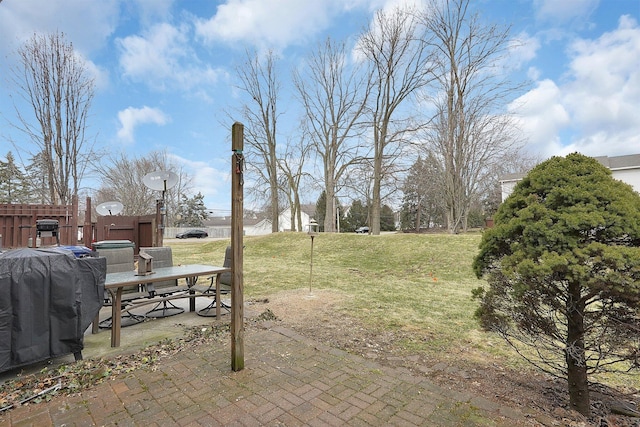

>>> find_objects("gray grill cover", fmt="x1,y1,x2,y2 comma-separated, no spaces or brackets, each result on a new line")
0,248,106,372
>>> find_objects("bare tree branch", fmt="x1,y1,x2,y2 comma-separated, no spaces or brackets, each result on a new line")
357,5,435,235
235,50,282,232
9,31,96,204
420,0,527,233
293,37,371,232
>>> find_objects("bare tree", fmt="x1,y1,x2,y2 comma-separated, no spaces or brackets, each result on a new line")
420,0,525,233
235,50,282,233
293,37,370,233
356,6,434,235
9,31,96,204
278,131,312,231
94,150,192,226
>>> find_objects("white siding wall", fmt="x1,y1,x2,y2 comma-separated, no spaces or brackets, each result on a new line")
501,163,640,202
612,169,640,193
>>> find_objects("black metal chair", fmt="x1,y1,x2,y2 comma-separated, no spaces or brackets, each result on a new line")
139,247,190,318
97,246,146,328
191,246,232,317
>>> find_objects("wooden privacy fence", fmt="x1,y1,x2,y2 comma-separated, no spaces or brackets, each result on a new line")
94,214,156,255
0,198,79,249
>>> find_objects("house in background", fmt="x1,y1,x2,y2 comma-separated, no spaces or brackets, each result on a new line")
195,205,317,237
248,205,316,235
500,153,640,202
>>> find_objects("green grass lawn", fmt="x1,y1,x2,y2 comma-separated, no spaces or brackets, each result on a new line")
169,232,506,360
168,231,638,388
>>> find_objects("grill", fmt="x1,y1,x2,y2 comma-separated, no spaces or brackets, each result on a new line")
36,219,60,244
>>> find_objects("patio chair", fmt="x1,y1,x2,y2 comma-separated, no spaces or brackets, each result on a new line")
139,247,189,318
97,246,147,328
191,246,232,317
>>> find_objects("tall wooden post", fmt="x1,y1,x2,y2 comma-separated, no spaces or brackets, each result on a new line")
231,122,245,371
71,195,79,244
84,197,92,247
155,199,163,247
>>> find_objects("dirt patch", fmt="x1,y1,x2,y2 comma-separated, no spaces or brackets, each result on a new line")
253,289,640,427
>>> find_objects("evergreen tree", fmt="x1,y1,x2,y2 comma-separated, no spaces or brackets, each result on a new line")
175,192,209,227
0,151,32,203
474,153,640,416
343,200,368,232
400,155,443,232
315,191,326,232
23,152,50,204
380,204,396,231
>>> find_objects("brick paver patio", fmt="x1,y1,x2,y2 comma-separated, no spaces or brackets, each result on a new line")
1,323,541,426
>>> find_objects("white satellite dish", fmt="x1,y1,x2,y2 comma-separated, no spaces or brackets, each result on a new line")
96,201,124,216
142,171,179,192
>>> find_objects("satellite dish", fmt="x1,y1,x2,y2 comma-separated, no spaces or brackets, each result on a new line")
143,171,179,192
96,201,124,216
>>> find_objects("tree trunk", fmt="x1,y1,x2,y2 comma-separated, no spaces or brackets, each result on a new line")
295,191,302,232
270,179,279,233
324,175,336,232
371,130,383,235
566,282,590,417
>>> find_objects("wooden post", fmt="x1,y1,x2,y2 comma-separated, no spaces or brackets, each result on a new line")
231,122,245,371
155,199,163,247
71,195,78,244
84,197,92,247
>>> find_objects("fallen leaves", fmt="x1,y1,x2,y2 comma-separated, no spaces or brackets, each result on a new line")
0,322,230,413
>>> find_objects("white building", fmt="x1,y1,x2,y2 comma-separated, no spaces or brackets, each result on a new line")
247,206,316,235
500,154,640,202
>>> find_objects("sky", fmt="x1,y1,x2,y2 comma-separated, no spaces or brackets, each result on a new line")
0,0,638,213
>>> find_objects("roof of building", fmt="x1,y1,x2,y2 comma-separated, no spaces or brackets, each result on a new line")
594,153,640,170
499,153,640,182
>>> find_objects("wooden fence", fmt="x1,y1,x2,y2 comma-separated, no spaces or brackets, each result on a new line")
94,214,156,255
0,198,79,248
0,197,160,252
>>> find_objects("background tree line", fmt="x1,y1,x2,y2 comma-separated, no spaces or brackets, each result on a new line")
232,0,534,235
2,0,534,233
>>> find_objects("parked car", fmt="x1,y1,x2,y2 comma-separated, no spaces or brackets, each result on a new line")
355,226,369,234
175,229,208,239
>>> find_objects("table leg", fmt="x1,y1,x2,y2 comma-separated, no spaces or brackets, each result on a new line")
215,273,221,319
92,313,99,334
111,288,122,347
188,276,196,312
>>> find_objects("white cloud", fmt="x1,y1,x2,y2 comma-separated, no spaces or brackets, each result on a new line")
533,0,599,26
129,0,175,25
117,106,171,143
506,32,541,71
509,79,570,158
168,154,230,210
527,67,542,81
512,15,640,159
559,15,640,155
117,23,223,95
194,0,379,50
0,0,119,57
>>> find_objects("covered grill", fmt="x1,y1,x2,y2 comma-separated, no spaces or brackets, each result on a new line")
0,248,106,372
